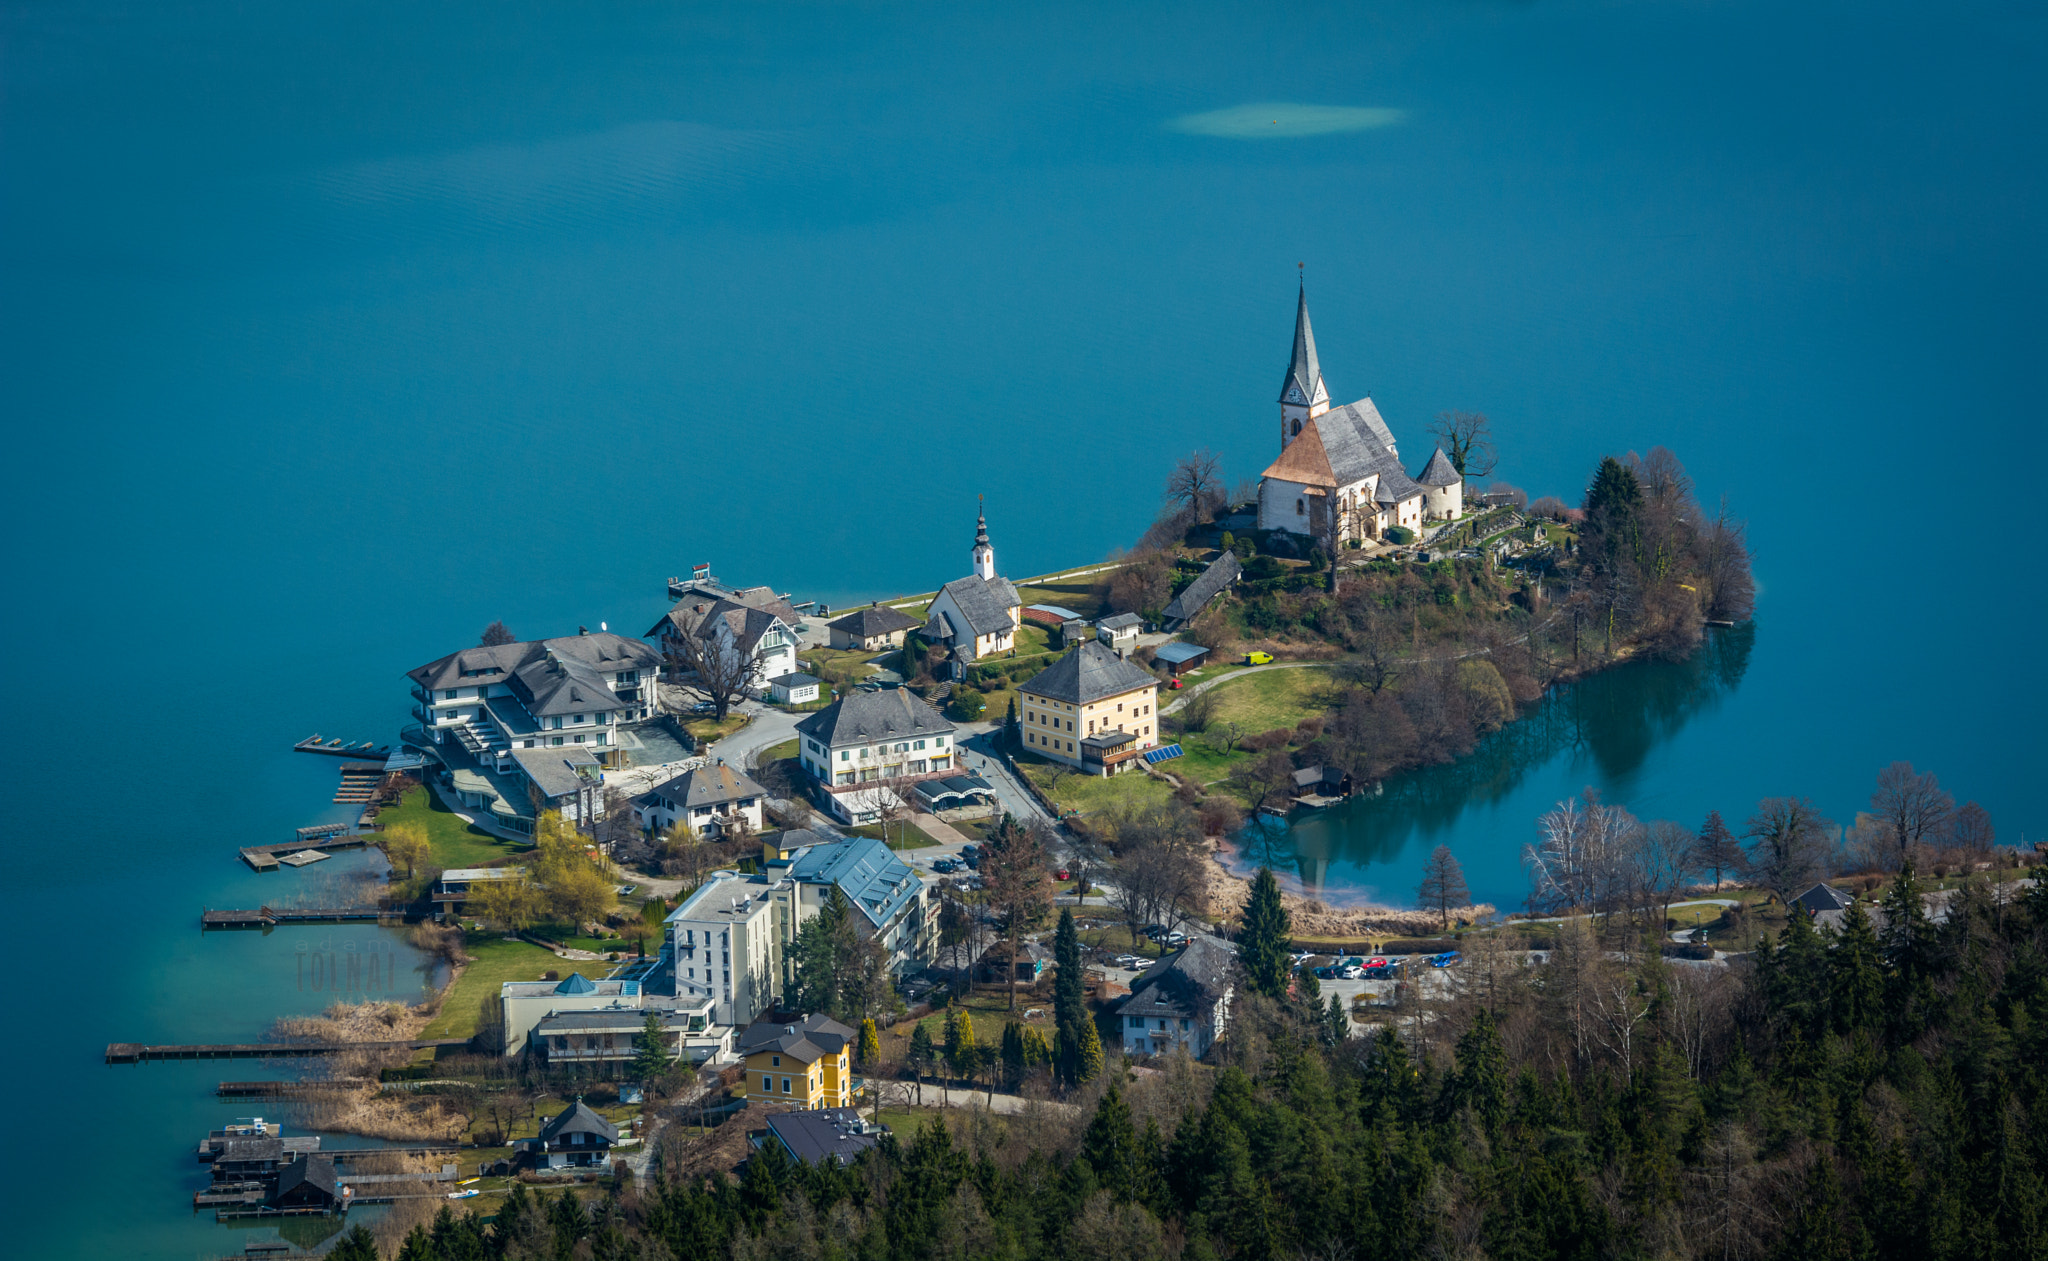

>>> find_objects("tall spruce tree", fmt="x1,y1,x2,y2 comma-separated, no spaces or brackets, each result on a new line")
630,1010,670,1081
1693,809,1745,890
1082,1081,1139,1201
1053,907,1086,1086
1240,866,1292,999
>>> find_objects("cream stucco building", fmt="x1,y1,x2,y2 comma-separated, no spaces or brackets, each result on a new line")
1257,287,1464,543
1020,641,1161,776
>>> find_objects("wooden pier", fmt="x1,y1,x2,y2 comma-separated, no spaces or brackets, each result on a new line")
106,1038,471,1063
201,905,393,928
295,823,352,842
217,1078,372,1097
295,735,392,760
239,834,370,872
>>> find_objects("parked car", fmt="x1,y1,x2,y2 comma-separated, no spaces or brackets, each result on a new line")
1362,957,1393,973
959,844,978,855
1338,956,1365,970
1314,966,1338,980
961,854,980,870
1054,868,1070,881
1164,931,1189,947
1427,952,1461,968
932,859,957,873
1245,651,1275,665
690,701,718,714
1339,965,1364,979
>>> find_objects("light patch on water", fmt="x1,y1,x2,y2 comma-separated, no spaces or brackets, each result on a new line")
1169,102,1408,138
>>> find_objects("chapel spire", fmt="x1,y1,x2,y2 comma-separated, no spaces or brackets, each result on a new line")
1278,276,1330,447
972,498,995,580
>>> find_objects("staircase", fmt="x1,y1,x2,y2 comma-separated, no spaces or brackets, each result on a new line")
452,714,510,764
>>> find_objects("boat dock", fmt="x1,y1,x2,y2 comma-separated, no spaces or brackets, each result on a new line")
238,834,371,872
106,1038,471,1063
216,1078,372,1097
201,905,393,928
294,735,393,760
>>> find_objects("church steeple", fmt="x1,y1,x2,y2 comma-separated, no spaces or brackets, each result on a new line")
971,499,995,580
1278,278,1330,448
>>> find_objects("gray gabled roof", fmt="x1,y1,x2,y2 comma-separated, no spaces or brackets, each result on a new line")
737,1013,856,1061
1122,937,1236,1021
1021,641,1158,705
269,1155,340,1205
1416,447,1462,488
764,1107,885,1166
509,650,626,718
1793,883,1856,914
796,689,954,747
935,574,1020,639
1278,286,1328,408
697,601,790,654
827,604,922,638
1162,551,1242,625
409,632,657,693
649,762,764,811
538,1100,619,1145
1098,612,1142,631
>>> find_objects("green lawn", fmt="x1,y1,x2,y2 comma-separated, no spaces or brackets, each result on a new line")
1201,665,1333,733
1078,923,1170,960
1012,566,1118,617
761,738,799,763
684,712,751,743
1019,758,1175,815
845,823,938,850
421,936,615,1040
379,786,528,870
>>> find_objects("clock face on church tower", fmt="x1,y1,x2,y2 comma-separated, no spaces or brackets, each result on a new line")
1285,386,1304,403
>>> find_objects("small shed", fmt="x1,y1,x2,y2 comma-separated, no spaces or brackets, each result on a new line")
1290,766,1352,802
768,672,822,705
1057,619,1090,648
1097,613,1143,649
1152,642,1211,676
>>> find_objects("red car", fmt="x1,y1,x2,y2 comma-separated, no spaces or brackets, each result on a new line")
1168,677,1183,689
1055,869,1071,881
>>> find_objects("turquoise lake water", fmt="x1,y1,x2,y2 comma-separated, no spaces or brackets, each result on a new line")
2,1,2042,1254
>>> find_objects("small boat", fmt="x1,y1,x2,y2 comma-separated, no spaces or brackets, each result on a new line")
458,1177,479,1185
448,1188,480,1199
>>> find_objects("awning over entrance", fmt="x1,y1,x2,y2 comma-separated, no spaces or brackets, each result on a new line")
913,774,998,808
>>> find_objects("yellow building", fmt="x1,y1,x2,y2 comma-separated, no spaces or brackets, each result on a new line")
732,1013,858,1108
1020,640,1161,775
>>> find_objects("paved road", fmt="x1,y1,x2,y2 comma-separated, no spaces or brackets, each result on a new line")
709,702,801,771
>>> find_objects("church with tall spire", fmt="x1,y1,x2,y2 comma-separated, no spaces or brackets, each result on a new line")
1258,282,1464,542
924,501,1021,664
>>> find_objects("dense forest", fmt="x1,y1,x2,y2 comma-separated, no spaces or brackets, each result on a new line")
342,866,2046,1261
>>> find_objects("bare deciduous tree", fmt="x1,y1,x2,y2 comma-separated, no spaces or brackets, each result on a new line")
1429,410,1497,480
981,816,1054,1010
1416,845,1470,929
1869,761,1954,868
479,620,517,647
1163,449,1226,524
663,615,766,721
1743,796,1834,901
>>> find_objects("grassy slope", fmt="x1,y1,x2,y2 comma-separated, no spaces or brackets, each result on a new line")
422,936,614,1040
380,786,529,870
1019,757,1175,814
1204,665,1332,732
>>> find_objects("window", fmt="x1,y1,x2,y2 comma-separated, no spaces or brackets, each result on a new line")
772,1055,781,1067
1297,498,1305,515
573,713,585,724
782,1077,792,1094
840,750,850,761
914,739,926,749
934,736,945,747
763,1075,773,1092
551,717,563,730
573,734,584,743
1129,1017,1143,1028
443,689,457,700
551,736,564,747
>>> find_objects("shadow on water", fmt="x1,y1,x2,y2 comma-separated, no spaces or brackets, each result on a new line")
1228,623,1756,898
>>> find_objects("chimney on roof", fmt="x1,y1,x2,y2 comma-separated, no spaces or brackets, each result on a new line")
578,625,588,635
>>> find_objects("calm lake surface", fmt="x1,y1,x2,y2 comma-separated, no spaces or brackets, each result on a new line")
2,1,2042,1254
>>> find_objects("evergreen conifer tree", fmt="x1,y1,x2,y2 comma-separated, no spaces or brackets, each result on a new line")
1075,1011,1105,1085
631,1010,670,1082
1003,697,1020,750
327,1225,379,1261
1240,867,1292,998
1053,907,1086,1084
1692,809,1745,890
1326,993,1349,1045
858,1016,880,1065
908,1020,935,1102
1082,1081,1139,1201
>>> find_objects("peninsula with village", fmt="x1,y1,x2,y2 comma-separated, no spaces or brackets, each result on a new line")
132,285,2040,1261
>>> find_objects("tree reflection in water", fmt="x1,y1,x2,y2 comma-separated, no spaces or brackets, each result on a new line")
1224,623,1756,906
